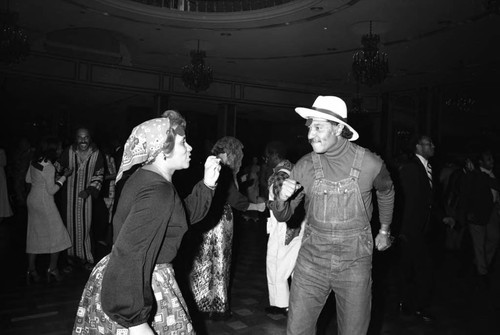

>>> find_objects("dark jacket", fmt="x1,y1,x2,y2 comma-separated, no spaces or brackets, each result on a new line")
460,169,500,226
399,155,434,238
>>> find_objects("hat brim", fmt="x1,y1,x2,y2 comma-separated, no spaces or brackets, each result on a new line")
295,107,359,141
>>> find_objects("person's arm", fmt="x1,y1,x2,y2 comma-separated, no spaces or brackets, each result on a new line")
268,179,304,222
101,182,175,328
85,150,105,198
25,165,31,184
373,163,395,251
184,180,215,224
227,178,251,211
373,163,395,232
227,181,266,212
56,147,70,171
43,163,68,195
183,155,220,224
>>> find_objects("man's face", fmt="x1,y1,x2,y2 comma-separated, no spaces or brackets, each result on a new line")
307,119,338,154
76,129,91,151
480,152,494,171
263,151,278,168
416,136,435,159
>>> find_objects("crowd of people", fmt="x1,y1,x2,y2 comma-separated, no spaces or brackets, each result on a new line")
0,95,499,334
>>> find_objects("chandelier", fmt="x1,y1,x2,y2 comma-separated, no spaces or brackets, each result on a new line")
445,97,476,113
352,21,388,87
182,40,213,92
0,2,30,64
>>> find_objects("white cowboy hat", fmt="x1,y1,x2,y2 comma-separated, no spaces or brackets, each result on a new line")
295,96,359,141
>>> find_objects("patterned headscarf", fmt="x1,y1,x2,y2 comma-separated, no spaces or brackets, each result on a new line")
116,117,173,183
268,159,294,200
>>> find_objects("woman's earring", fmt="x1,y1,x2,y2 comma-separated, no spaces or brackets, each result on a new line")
163,152,167,160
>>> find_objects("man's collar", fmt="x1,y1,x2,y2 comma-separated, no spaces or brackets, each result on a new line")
480,166,494,175
415,154,429,166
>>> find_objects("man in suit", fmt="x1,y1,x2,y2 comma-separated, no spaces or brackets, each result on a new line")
398,134,436,322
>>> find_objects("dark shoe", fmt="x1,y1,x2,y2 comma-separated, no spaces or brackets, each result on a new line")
265,306,288,316
26,270,41,285
47,268,63,283
414,309,435,323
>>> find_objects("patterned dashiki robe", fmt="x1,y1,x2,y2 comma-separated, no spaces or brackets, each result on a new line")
57,145,104,264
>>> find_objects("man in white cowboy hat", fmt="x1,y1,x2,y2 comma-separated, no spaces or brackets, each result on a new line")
269,95,395,334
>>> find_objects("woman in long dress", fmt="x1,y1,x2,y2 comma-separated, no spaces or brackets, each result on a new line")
188,136,266,320
72,110,221,335
25,138,73,284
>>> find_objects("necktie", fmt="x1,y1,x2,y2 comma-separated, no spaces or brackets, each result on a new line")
427,162,433,188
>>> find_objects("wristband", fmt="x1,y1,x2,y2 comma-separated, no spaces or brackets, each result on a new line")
378,229,390,235
56,181,64,188
203,180,217,190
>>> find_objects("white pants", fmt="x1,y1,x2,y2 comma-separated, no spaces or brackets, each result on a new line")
266,212,304,308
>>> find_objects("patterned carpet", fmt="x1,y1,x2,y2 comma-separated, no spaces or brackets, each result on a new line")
1,209,500,334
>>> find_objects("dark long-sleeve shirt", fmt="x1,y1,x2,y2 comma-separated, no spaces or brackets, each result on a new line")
460,168,500,226
102,168,214,327
269,141,394,227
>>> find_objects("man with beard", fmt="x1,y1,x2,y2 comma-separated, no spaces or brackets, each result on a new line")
58,127,104,270
269,96,395,335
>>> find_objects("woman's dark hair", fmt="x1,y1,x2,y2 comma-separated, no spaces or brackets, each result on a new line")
211,136,244,171
161,110,187,155
34,137,61,163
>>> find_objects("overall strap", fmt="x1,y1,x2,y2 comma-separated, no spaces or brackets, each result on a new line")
311,152,324,179
349,144,365,179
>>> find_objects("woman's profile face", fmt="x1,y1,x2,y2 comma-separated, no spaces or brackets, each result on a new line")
168,134,192,170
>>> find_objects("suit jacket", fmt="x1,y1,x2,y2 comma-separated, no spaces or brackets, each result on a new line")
399,155,434,238
460,169,500,225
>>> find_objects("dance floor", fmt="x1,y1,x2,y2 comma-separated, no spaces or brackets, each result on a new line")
1,208,499,335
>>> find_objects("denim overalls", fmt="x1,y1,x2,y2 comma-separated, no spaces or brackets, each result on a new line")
287,146,373,335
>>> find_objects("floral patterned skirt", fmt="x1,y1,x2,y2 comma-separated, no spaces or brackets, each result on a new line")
72,255,194,334
189,204,233,313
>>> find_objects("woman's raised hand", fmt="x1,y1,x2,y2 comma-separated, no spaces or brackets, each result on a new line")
203,155,221,188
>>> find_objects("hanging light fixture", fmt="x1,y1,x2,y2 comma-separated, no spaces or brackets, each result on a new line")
0,0,30,64
182,40,213,92
352,21,388,87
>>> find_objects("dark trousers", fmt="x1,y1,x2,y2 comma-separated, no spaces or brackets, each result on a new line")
399,236,434,310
